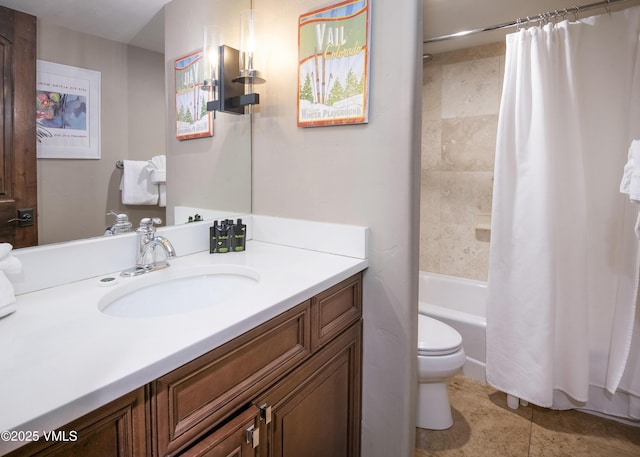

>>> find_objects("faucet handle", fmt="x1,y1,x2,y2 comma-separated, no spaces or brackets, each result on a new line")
138,217,163,233
139,217,162,226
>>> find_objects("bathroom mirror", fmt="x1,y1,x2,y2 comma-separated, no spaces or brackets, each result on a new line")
0,0,252,246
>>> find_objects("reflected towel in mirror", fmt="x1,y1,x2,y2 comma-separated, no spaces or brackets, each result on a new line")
120,159,159,205
148,155,166,207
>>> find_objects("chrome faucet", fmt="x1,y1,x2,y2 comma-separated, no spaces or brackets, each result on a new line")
121,217,176,277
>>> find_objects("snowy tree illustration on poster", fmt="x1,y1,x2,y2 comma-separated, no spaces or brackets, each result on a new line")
175,50,213,140
298,0,370,127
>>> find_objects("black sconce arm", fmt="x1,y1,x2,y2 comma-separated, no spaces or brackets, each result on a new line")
206,45,260,115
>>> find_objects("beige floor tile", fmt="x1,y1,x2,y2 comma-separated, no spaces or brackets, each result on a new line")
416,375,640,457
416,376,532,456
529,407,640,457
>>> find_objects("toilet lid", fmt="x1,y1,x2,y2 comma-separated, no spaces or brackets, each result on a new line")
418,314,463,356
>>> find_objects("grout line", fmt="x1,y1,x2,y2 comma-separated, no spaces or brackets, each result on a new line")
527,408,534,457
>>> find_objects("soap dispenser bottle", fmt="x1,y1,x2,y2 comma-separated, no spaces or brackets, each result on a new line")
231,218,246,251
216,220,231,253
210,220,232,253
210,220,219,253
104,211,132,236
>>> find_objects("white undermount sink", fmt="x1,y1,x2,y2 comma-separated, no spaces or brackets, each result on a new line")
98,265,260,318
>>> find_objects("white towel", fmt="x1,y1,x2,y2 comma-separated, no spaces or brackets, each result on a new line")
620,140,640,200
148,155,166,207
148,155,166,182
0,243,11,259
620,140,640,238
0,255,22,274
120,160,159,205
0,243,21,318
0,274,16,317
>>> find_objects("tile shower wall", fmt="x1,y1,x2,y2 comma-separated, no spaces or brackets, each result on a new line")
420,43,506,281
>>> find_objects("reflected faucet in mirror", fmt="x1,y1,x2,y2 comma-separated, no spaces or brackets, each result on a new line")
121,217,176,277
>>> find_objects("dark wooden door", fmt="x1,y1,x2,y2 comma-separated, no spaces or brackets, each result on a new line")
0,6,38,247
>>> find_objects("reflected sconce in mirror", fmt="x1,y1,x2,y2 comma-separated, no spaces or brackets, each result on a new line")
204,10,265,115
202,25,221,100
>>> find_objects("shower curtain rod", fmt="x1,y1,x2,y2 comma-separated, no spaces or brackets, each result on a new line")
423,0,633,44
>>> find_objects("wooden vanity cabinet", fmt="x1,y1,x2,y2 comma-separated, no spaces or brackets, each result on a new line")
4,272,362,457
6,387,149,457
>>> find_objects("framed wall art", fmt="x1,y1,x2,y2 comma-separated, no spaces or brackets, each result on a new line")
36,60,101,159
175,50,213,140
298,0,371,127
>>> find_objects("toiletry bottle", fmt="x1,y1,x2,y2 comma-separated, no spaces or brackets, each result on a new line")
215,220,231,253
210,220,219,253
104,211,132,236
232,218,246,251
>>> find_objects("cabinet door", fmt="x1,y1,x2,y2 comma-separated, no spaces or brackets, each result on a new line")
180,407,259,457
255,322,361,457
6,388,149,457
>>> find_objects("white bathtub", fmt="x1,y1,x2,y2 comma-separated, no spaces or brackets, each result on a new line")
418,271,487,383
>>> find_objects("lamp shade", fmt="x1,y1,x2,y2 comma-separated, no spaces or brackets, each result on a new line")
236,9,265,84
202,25,222,86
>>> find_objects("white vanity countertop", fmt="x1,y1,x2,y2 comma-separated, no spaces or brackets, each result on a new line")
0,240,367,453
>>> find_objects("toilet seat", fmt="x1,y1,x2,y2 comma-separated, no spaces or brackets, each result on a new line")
418,314,462,356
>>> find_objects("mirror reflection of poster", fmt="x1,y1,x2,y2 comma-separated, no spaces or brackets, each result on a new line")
36,60,101,159
298,0,370,127
175,50,213,140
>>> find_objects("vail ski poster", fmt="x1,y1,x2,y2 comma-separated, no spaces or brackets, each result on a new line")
175,50,213,140
298,0,370,127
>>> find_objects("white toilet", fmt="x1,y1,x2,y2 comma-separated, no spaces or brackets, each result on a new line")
417,314,466,430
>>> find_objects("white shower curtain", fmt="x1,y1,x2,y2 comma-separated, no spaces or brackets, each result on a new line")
487,6,640,419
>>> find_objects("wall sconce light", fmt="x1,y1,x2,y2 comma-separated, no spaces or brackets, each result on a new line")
202,25,222,92
204,9,265,115
234,9,266,85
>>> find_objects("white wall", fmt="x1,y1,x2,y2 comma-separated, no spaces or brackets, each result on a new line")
251,1,422,456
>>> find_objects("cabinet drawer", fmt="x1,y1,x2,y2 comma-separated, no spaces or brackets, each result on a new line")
154,302,310,456
311,273,362,350
179,406,259,457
